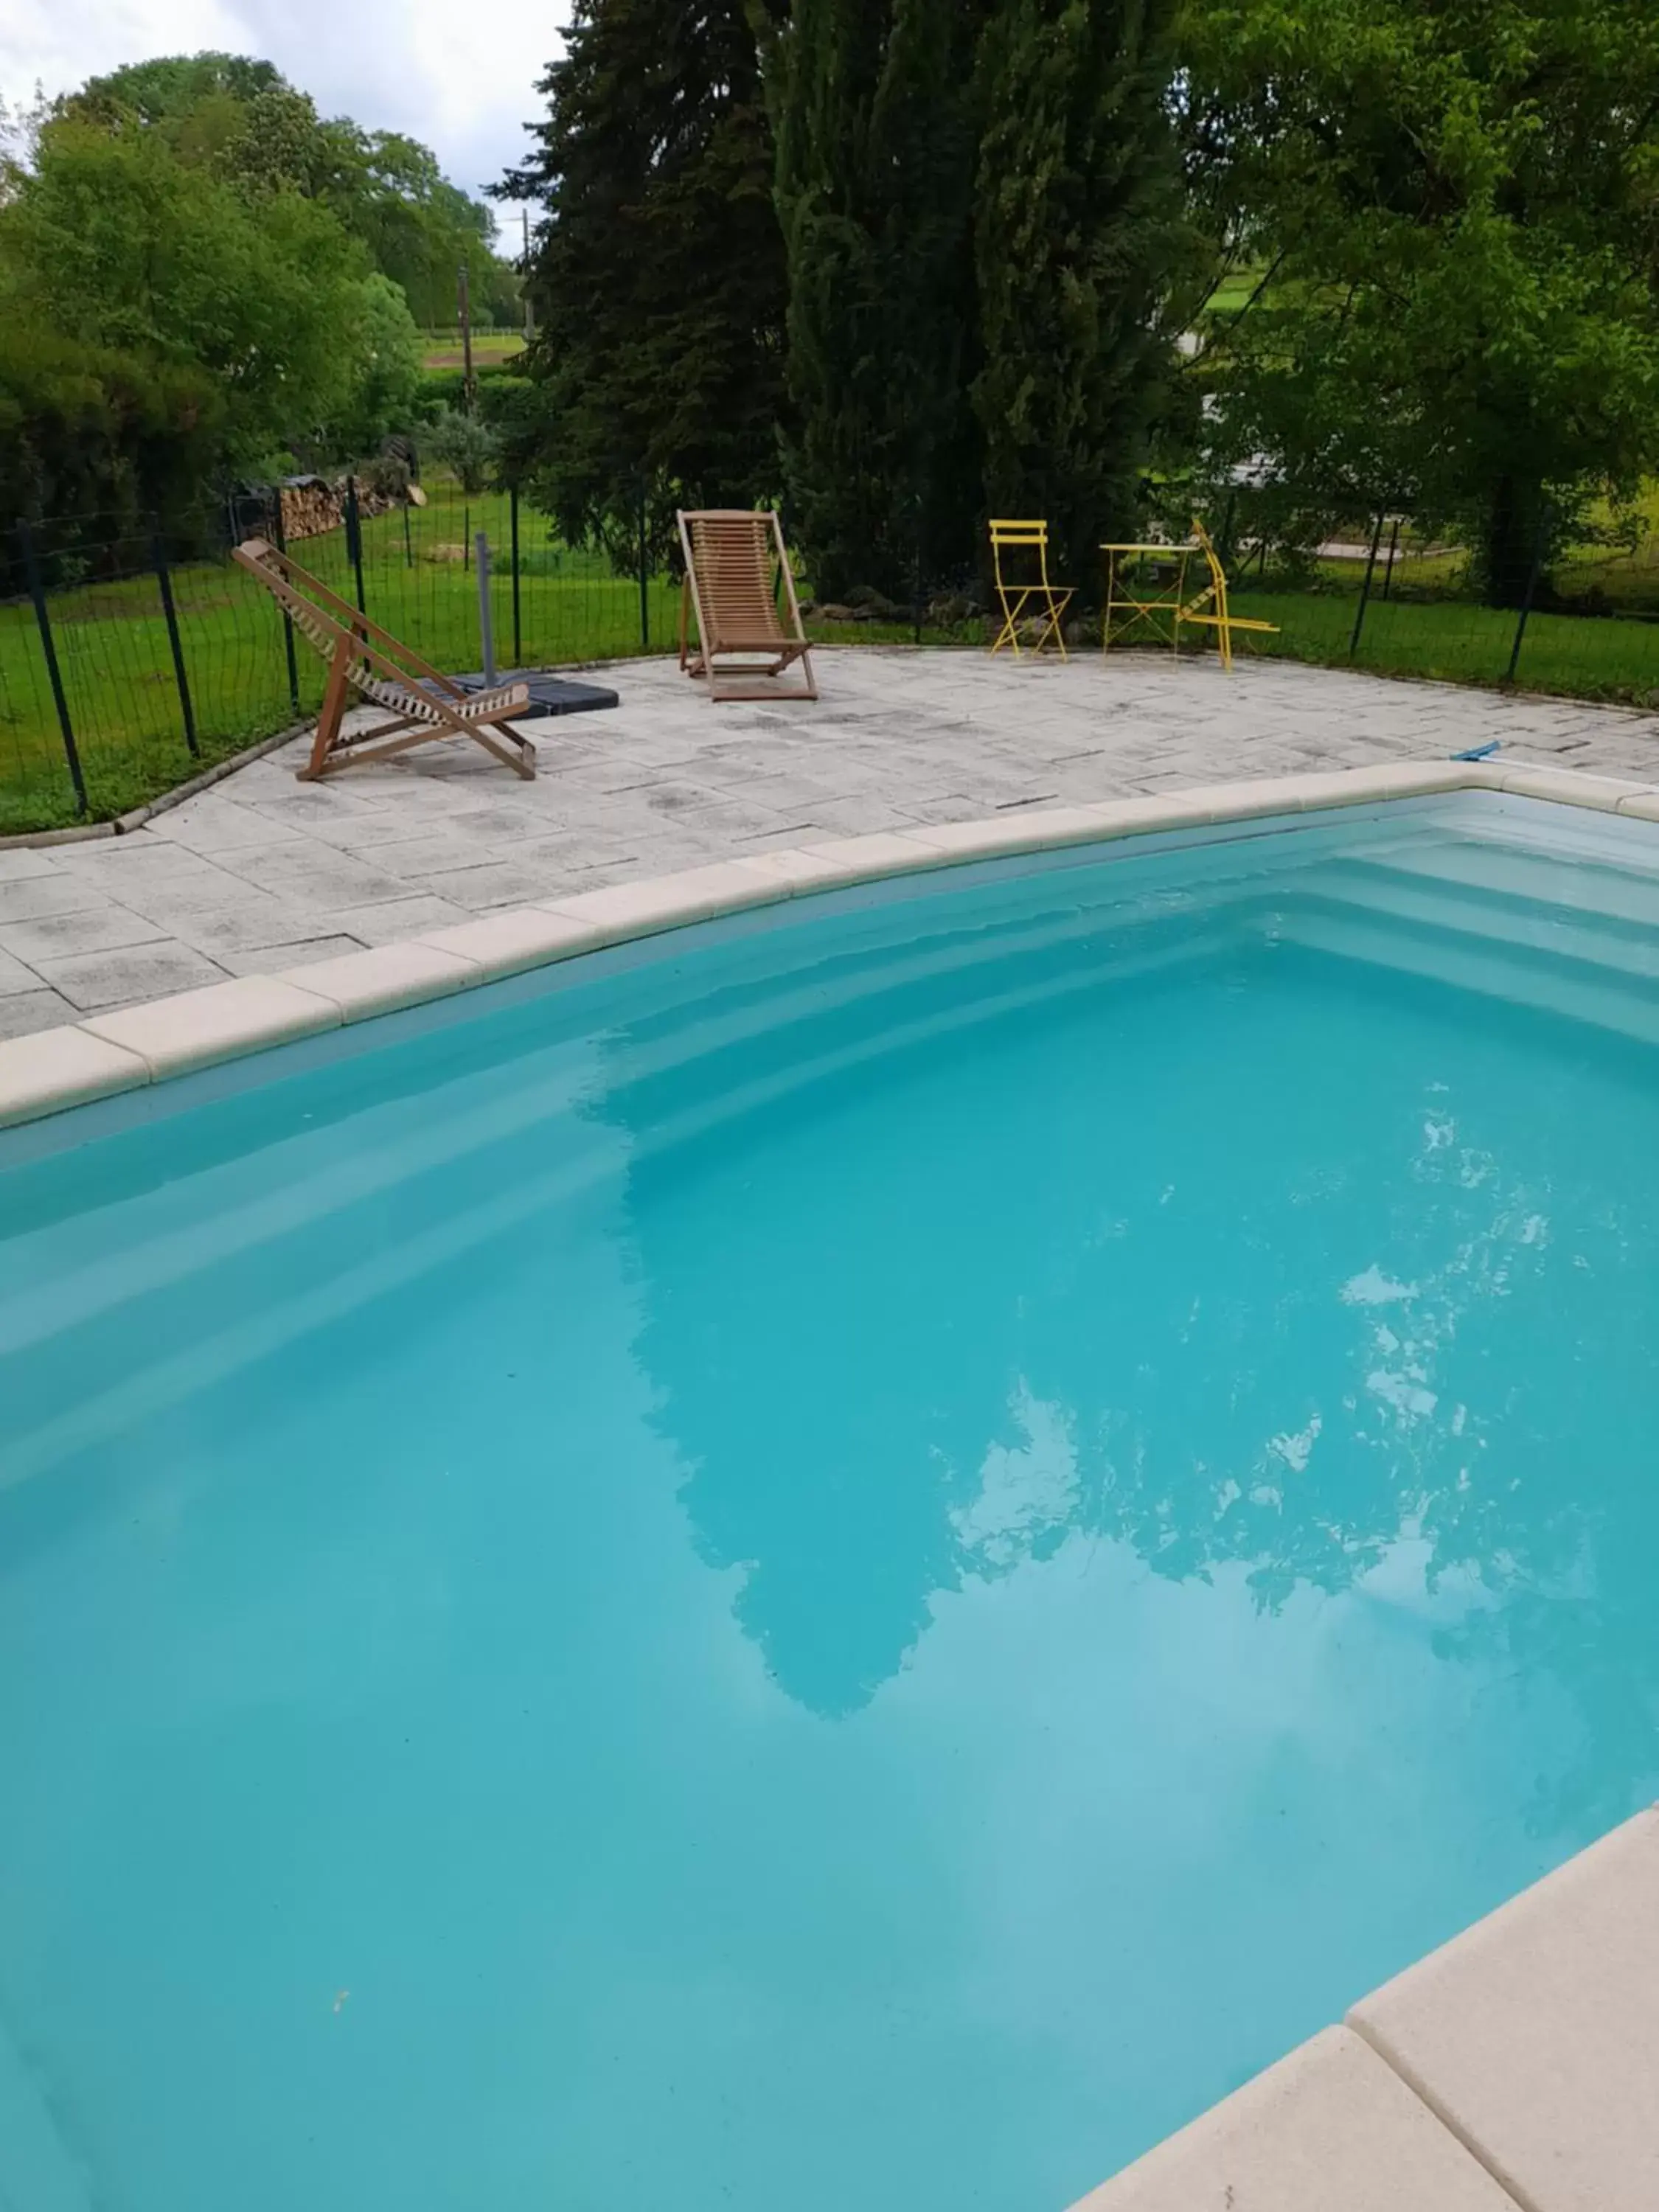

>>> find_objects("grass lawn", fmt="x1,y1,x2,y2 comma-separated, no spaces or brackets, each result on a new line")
419,330,526,369
1227,584,1659,699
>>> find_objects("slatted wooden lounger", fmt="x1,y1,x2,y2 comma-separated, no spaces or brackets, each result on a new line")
232,535,536,782
678,509,818,703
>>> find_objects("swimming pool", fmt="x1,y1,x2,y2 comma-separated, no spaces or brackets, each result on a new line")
4,788,1659,2210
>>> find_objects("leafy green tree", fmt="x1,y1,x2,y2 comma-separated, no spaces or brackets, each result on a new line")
0,119,372,469
0,111,426,535
501,0,787,569
324,274,426,463
765,0,989,600
75,52,283,125
1185,0,1659,601
0,321,224,547
323,130,507,328
971,0,1183,587
424,406,499,495
63,55,517,335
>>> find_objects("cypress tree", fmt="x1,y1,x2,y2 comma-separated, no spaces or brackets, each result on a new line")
501,0,787,567
971,0,1181,594
766,0,988,602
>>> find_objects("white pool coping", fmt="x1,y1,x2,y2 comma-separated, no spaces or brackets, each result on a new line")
1073,1804,1659,2212
7,754,1659,1133
5,751,1659,2203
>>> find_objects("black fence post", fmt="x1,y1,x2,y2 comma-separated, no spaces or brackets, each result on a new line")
1505,504,1551,686
1219,488,1239,567
637,481,650,650
150,524,198,757
1348,512,1385,660
268,492,302,714
463,505,470,572
345,475,367,613
510,486,523,666
1381,515,1402,601
16,522,88,816
403,502,414,570
913,497,925,646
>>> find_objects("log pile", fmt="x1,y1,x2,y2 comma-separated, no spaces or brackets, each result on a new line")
277,476,407,543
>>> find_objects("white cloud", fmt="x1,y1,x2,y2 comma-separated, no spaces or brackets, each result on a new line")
1,0,558,219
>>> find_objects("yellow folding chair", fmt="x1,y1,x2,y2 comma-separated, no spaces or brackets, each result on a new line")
1099,516,1278,670
1175,518,1278,670
988,520,1074,659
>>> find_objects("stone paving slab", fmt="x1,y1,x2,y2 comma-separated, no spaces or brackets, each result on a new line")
3,647,1658,1032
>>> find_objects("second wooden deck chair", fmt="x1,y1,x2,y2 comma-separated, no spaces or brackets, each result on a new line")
989,519,1074,658
678,509,817,702
232,537,536,782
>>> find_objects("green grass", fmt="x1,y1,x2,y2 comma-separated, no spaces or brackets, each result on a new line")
1226,582,1659,700
5,479,1659,838
418,330,526,369
1203,266,1267,316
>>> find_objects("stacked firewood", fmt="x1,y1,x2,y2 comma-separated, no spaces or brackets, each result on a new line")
277,476,408,543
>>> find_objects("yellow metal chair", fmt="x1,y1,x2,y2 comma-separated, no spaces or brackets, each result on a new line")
988,519,1074,659
1099,516,1278,670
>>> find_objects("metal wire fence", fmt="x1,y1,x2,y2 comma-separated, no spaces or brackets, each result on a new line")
6,484,1659,837
0,479,685,835
1216,517,1659,706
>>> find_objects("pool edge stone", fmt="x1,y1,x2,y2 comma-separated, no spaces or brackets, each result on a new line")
1066,2025,1523,2212
0,755,1635,1133
0,1024,150,1128
274,942,480,1021
1346,1804,1659,2212
80,974,342,1078
414,908,608,981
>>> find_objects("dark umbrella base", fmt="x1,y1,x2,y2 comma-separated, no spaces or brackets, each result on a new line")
453,670,619,719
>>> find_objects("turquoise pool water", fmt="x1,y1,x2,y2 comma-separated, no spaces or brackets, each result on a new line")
5,792,1659,2210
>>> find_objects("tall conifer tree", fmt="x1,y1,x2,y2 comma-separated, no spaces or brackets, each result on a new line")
765,0,988,600
971,0,1181,588
502,0,787,566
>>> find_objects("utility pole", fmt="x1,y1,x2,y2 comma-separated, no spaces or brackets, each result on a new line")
458,261,476,414
521,209,535,340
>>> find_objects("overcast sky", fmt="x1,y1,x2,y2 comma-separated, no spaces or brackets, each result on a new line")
1,0,560,227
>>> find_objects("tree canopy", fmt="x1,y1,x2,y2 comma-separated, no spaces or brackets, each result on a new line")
0,55,504,538
66,55,520,327
1184,0,1659,599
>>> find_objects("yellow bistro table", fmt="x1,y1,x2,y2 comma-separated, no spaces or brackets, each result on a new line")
1099,519,1277,670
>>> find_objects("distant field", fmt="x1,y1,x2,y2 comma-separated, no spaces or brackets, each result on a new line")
420,330,526,369
1203,267,1266,316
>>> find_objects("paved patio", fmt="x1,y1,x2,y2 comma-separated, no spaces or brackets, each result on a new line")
1,647,1658,1039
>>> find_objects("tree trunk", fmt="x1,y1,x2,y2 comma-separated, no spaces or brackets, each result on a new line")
1481,476,1543,610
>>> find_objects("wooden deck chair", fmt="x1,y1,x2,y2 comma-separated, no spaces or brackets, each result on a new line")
232,536,536,782
678,509,817,702
988,520,1074,658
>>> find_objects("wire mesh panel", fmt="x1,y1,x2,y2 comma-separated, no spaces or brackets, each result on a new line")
0,537,84,834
